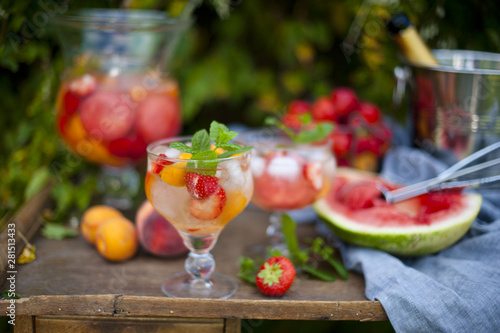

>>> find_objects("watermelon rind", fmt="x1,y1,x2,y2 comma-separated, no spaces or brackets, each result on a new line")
314,169,482,256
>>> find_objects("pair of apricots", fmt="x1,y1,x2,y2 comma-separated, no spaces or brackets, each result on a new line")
81,206,138,261
81,201,187,261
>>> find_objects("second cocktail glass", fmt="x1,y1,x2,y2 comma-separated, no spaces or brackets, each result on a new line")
243,129,336,252
145,137,254,298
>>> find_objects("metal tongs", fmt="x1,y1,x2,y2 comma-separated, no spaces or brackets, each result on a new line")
383,142,500,203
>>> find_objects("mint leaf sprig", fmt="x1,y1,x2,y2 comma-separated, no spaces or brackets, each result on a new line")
238,214,349,283
265,113,334,144
169,121,253,175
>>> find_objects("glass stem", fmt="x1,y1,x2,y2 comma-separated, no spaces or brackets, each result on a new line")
185,252,215,282
179,232,219,284
267,212,284,248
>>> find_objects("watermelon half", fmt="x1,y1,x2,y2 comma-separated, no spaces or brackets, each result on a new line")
314,168,482,256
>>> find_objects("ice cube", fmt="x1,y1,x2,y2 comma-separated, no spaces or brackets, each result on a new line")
220,160,245,193
151,145,166,155
267,156,301,179
243,168,254,198
163,147,181,158
150,177,190,222
251,156,266,178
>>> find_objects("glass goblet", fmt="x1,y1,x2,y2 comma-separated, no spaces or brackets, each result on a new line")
146,137,253,298
243,129,336,253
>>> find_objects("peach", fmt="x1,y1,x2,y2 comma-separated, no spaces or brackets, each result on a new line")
135,200,188,257
95,217,138,261
81,205,123,244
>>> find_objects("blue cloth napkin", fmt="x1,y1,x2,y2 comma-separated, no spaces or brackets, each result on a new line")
339,146,500,333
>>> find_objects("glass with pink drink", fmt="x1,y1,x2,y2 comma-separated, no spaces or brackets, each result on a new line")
243,127,336,251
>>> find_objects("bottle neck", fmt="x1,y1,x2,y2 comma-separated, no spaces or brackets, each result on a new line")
394,25,438,67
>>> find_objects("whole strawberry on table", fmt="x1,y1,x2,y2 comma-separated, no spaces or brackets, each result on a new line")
256,256,296,297
283,87,393,172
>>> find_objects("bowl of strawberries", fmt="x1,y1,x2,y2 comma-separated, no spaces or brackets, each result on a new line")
282,87,393,172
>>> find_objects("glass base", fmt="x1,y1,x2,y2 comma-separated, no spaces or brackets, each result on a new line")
161,272,237,299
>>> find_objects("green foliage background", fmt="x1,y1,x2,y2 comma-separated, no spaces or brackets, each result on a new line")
2,0,500,226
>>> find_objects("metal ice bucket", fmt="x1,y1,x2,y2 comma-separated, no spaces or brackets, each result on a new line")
395,50,500,161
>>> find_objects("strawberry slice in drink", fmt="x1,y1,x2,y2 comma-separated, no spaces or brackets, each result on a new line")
304,161,323,191
185,172,221,200
136,94,181,144
189,187,227,221
79,91,135,142
150,154,172,175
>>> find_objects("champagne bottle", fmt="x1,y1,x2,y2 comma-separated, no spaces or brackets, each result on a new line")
387,13,438,67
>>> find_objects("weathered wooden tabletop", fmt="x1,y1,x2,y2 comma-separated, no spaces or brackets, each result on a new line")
1,194,387,322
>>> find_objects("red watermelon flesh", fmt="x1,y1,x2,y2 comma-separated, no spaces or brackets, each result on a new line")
314,168,482,256
330,173,467,227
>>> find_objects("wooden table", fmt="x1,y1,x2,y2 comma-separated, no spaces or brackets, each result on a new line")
1,189,387,332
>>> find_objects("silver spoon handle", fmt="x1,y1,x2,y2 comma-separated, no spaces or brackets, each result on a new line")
388,142,500,197
385,155,500,203
433,174,500,191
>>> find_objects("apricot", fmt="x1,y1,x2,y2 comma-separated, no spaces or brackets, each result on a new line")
219,191,248,225
160,161,187,187
135,200,187,257
95,217,138,261
81,205,123,244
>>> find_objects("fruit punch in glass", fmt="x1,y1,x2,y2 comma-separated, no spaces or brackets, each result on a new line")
56,72,181,167
53,9,190,167
145,122,253,298
146,142,253,237
241,125,336,250
249,131,336,212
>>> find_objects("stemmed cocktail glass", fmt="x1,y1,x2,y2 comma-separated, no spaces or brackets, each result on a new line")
242,128,336,253
145,136,253,298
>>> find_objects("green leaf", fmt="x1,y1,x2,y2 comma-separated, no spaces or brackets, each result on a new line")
324,257,350,280
264,116,334,144
24,166,51,201
42,223,78,240
299,113,312,125
187,150,219,175
218,143,242,151
238,256,258,285
308,237,349,280
265,117,297,140
217,146,253,158
169,142,198,155
51,182,73,217
1,290,21,300
192,129,212,152
294,122,334,144
218,128,238,145
300,264,337,282
282,214,299,254
209,121,221,142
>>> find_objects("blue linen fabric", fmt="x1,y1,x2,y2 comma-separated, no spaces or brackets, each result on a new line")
339,146,500,333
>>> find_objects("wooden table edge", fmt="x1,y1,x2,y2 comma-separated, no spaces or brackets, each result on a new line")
2,294,387,322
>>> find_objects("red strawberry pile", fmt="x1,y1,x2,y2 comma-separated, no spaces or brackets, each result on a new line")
283,87,393,172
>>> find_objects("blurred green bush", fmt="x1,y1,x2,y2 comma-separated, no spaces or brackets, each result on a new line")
1,0,500,225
